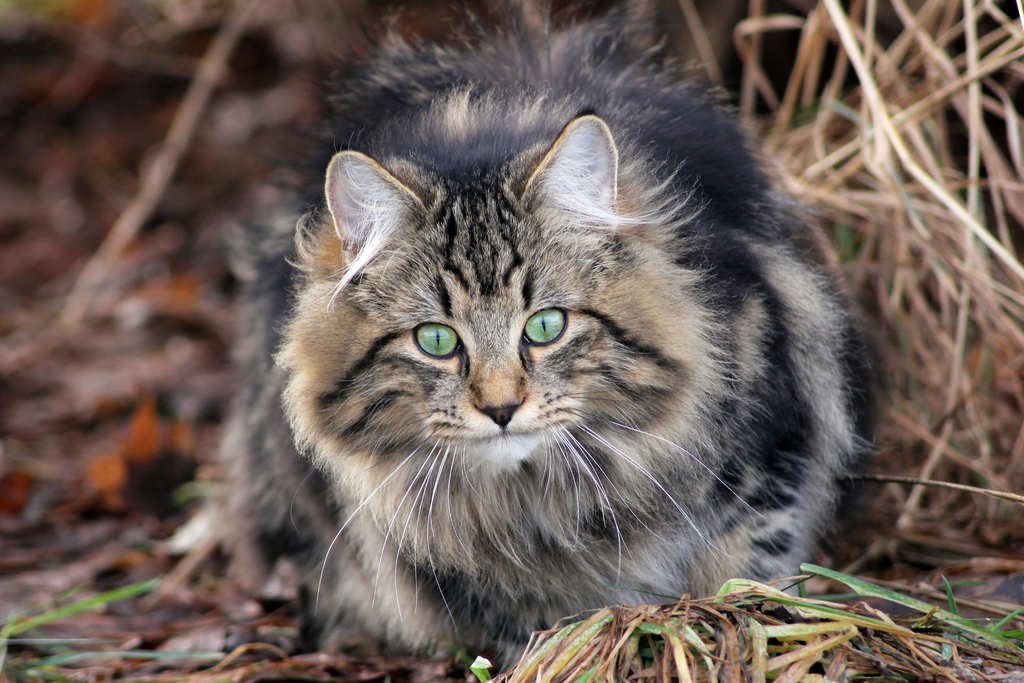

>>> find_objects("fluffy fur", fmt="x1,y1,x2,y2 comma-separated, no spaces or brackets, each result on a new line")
220,6,873,664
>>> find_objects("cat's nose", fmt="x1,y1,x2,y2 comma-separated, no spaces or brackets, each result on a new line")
477,401,522,428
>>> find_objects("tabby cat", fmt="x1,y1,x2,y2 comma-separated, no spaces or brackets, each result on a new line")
220,4,873,664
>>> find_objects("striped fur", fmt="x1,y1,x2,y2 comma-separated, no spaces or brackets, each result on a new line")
220,8,873,664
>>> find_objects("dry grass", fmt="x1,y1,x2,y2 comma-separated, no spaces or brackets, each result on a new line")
496,566,1024,683
732,0,1024,549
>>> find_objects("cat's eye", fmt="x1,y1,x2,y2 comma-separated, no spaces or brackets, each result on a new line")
415,323,459,357
524,309,566,345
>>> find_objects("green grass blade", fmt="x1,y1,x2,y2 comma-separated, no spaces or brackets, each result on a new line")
990,606,1024,633
23,650,223,668
681,623,714,673
569,665,596,683
470,655,493,682
941,576,959,616
801,564,1022,655
0,618,14,671
4,579,159,636
508,623,577,683
4,638,112,644
537,610,614,683
600,585,680,601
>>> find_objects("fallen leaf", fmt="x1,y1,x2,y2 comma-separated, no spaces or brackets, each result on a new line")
123,397,160,464
85,452,128,512
0,470,35,514
68,0,113,27
84,398,196,516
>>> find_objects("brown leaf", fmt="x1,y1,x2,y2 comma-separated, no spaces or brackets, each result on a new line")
163,273,202,317
0,469,35,514
84,398,194,515
169,419,196,456
67,0,113,27
123,397,160,464
91,398,197,516
86,452,128,512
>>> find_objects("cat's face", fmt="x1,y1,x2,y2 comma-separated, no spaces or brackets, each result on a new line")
282,116,709,476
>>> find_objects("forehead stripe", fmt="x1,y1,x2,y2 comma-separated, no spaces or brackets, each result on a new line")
436,275,453,317
502,249,524,288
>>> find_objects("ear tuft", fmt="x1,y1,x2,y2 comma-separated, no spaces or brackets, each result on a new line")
324,151,419,287
526,115,620,229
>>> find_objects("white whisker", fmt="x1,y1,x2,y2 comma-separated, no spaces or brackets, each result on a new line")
394,450,441,619
316,444,423,613
609,420,765,520
577,424,723,556
372,442,439,610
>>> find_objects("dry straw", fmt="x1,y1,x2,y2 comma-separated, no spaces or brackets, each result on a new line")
740,0,1024,541
497,565,1024,682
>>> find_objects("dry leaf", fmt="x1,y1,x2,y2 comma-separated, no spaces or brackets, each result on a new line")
0,469,35,514
123,397,160,464
86,452,128,512
84,398,195,516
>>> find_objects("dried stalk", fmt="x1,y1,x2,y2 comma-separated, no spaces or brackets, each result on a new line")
57,1,254,330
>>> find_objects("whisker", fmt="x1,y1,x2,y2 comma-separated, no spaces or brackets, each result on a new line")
577,424,722,556
551,433,583,542
425,446,459,630
316,444,423,613
289,470,316,533
394,450,441,619
609,420,765,520
445,446,472,557
372,442,439,609
557,429,622,576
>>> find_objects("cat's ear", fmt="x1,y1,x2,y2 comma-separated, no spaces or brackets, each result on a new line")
325,150,420,261
525,115,620,229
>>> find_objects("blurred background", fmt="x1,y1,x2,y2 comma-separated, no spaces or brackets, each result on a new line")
0,0,1022,678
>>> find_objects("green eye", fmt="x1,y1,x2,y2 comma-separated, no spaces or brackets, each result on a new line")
415,323,459,357
524,309,566,344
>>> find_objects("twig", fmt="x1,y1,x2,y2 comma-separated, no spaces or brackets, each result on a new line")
140,537,218,610
895,421,953,529
677,0,722,83
846,474,1024,506
739,0,766,115
207,642,289,673
57,0,254,330
772,6,822,137
735,14,799,112
37,22,201,79
865,576,1024,617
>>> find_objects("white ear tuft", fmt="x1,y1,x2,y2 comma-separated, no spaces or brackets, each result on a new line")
325,151,419,288
527,115,620,229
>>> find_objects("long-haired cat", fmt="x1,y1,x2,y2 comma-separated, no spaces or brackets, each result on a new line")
220,2,873,664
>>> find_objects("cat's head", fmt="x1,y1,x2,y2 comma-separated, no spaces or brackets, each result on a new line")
280,113,719,479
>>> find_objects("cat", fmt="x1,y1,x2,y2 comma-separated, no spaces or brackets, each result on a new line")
219,2,874,665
